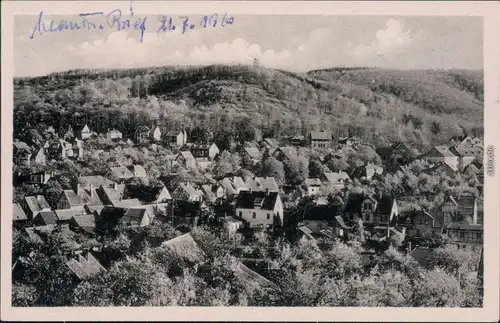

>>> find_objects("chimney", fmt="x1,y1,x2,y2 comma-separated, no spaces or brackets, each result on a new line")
89,184,94,198
113,182,118,190
266,188,270,196
407,241,412,254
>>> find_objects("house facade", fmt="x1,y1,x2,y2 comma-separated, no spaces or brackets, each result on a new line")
235,190,284,230
176,151,197,170
77,125,92,140
310,131,332,149
420,146,459,171
191,143,220,160
165,130,185,147
440,194,477,227
135,126,150,144
106,129,123,141
150,126,162,141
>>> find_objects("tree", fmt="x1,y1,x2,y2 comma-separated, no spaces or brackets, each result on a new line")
411,268,462,307
308,159,325,178
259,157,285,185
284,155,309,185
212,151,235,179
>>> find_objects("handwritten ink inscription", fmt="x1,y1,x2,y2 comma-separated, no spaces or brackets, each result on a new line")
28,2,234,43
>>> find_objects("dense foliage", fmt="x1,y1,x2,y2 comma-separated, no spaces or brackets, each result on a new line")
14,65,483,152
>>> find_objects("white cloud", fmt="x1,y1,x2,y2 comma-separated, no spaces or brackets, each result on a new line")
352,19,422,58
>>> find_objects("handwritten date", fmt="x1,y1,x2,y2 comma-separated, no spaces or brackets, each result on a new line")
28,7,234,43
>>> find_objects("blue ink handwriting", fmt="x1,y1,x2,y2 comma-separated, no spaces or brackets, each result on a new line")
28,1,235,43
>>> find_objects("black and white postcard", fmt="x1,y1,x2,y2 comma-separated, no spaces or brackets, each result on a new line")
1,1,499,321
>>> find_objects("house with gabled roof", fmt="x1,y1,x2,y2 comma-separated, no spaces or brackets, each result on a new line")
448,134,474,148
13,141,32,167
31,146,47,165
69,214,96,234
301,178,322,196
449,144,483,170
420,145,459,171
290,135,305,147
165,130,186,148
190,143,220,160
244,177,279,193
106,129,123,141
117,207,154,228
176,150,197,170
150,125,162,142
13,203,29,228
126,165,148,178
440,194,478,226
422,161,456,178
344,193,399,227
260,138,280,153
320,171,351,190
301,201,344,234
310,131,332,149
272,146,298,162
23,195,51,219
446,223,483,246
399,209,437,238
337,136,359,149
108,166,134,183
242,147,263,165
234,190,283,230
350,163,384,181
32,211,59,226
75,124,92,140
65,252,106,281
172,182,203,202
135,125,151,144
78,175,116,190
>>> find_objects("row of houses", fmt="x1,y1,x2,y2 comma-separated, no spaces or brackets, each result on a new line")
296,191,483,249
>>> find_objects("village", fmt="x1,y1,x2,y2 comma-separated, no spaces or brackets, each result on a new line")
11,121,485,287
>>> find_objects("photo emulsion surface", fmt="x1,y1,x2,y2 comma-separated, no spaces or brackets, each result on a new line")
11,11,485,308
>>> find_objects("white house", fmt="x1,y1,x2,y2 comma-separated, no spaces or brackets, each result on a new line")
234,190,284,230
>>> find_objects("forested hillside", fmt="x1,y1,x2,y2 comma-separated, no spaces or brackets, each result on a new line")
14,65,483,150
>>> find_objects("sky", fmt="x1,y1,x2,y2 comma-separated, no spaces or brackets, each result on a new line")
14,14,483,77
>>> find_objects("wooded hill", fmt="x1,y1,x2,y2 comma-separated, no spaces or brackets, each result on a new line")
14,65,483,151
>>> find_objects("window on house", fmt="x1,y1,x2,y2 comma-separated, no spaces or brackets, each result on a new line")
239,211,242,217
266,213,270,220
424,220,429,225
253,212,256,219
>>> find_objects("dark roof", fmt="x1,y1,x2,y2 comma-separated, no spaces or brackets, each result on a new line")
124,184,171,204
447,223,483,231
343,193,366,214
35,211,58,225
374,195,396,215
310,131,332,141
303,203,342,222
118,207,153,227
13,203,28,221
235,191,280,210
